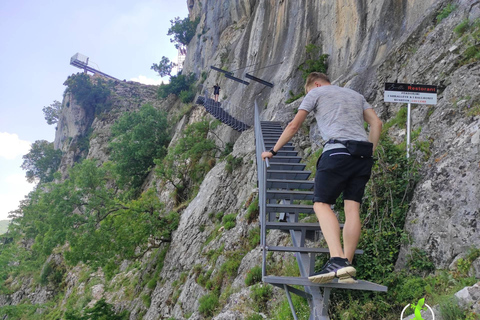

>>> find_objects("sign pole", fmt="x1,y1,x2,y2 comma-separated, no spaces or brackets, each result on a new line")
407,103,411,159
384,82,437,159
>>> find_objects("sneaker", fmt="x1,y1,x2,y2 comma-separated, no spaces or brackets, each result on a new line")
308,257,356,284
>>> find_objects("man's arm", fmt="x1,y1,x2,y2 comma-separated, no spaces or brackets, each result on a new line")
363,108,382,152
261,110,309,160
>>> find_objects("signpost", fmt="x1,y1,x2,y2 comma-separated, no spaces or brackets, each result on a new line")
384,83,437,158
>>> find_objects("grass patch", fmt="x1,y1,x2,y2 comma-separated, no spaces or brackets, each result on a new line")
245,266,262,286
436,3,457,23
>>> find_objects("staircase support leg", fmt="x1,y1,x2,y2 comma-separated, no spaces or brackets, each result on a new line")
284,284,299,320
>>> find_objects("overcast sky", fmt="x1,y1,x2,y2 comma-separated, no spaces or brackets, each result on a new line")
0,0,189,220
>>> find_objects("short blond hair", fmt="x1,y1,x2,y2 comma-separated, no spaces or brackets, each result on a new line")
305,72,330,92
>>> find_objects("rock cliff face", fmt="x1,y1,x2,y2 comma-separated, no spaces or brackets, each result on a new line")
3,0,480,319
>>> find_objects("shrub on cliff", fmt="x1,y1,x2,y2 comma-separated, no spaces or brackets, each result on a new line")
109,104,170,194
157,72,197,101
63,73,112,115
168,16,200,49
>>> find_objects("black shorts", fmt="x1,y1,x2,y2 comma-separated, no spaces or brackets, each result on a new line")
314,148,373,204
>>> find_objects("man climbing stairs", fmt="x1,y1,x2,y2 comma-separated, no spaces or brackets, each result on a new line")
254,102,386,320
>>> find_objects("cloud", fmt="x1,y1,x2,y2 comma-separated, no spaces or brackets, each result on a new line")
0,173,35,220
130,75,167,85
0,132,31,160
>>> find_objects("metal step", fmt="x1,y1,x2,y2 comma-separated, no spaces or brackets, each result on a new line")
266,246,363,255
263,276,388,292
267,162,306,171
267,170,311,180
266,189,313,200
268,156,302,164
266,222,320,230
266,203,314,214
267,179,314,190
275,151,298,157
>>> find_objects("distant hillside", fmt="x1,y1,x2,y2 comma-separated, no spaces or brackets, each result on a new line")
0,220,10,235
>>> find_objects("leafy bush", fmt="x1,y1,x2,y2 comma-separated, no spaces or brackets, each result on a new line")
179,89,196,103
21,140,62,183
198,293,219,317
155,120,218,203
406,248,436,275
245,266,262,286
168,17,200,49
158,73,197,99
436,4,457,23
222,213,237,230
246,197,259,223
42,100,62,125
65,298,129,320
298,44,328,80
63,73,112,116
250,284,272,312
454,19,470,36
247,227,261,250
109,104,170,193
225,155,243,173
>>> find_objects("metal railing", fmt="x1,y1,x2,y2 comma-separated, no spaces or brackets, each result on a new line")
254,100,269,278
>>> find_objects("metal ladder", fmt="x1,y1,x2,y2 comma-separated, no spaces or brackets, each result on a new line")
254,102,387,320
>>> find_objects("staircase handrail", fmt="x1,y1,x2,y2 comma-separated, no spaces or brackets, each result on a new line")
254,100,269,278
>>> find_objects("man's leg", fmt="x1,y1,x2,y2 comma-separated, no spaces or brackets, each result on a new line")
343,200,361,263
314,202,344,258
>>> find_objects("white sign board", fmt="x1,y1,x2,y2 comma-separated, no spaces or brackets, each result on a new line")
384,83,437,105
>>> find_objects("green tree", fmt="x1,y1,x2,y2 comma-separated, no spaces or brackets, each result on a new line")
65,298,129,320
157,73,197,100
63,73,111,115
151,56,176,77
109,104,170,193
21,140,62,183
167,16,200,49
42,100,62,125
155,120,218,203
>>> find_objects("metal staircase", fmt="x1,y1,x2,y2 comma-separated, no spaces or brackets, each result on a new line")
254,101,387,319
196,95,250,132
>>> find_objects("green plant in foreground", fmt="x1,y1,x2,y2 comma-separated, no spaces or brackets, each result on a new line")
250,283,272,312
245,265,262,286
198,293,219,317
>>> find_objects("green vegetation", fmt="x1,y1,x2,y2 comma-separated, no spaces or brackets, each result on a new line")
436,4,457,23
457,18,480,65
21,140,62,183
155,120,218,204
167,17,200,49
157,73,197,102
225,154,242,173
245,196,259,223
222,213,237,230
109,104,170,194
454,19,470,36
63,73,112,116
42,100,62,125
1,159,180,297
198,293,219,317
65,298,129,320
151,56,176,77
250,284,272,312
298,44,329,80
245,265,262,286
286,90,305,104
456,247,480,276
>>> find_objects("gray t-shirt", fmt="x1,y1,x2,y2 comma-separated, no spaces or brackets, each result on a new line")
298,85,372,152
